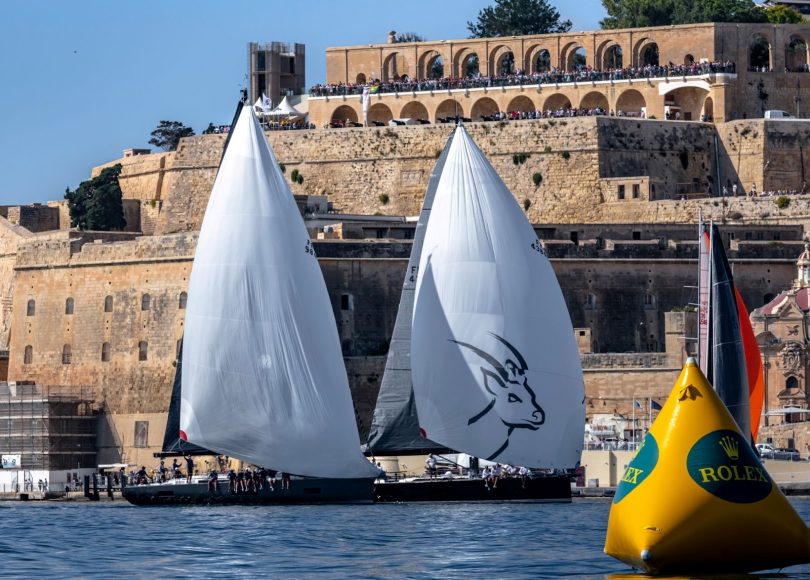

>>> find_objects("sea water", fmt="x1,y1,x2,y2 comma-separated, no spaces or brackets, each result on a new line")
2,497,810,578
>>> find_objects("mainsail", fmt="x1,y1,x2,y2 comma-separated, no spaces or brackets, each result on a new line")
411,126,585,467
365,130,456,456
703,225,764,440
179,106,379,479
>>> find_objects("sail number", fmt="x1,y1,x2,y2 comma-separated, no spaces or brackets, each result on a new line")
530,238,547,257
408,266,418,284
304,240,316,257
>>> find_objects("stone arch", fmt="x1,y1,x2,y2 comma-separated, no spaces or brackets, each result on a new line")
418,50,444,79
616,89,646,117
525,45,552,73
24,345,32,365
471,97,500,120
542,93,572,111
179,291,187,309
684,54,695,66
400,101,429,121
26,299,35,316
750,34,772,71
331,105,358,126
383,51,410,81
580,91,609,111
596,40,623,69
139,340,148,362
368,103,393,125
489,44,516,76
786,35,808,72
703,96,714,121
561,42,586,71
634,38,659,67
454,48,480,78
356,73,367,84
436,99,464,121
664,87,709,121
507,95,535,113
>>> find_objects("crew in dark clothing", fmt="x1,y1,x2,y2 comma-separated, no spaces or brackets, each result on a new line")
184,455,194,483
207,470,219,493
228,469,237,494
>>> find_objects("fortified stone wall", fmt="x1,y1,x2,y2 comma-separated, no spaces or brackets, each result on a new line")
97,118,810,237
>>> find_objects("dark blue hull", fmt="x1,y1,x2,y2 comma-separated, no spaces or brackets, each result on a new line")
122,478,375,506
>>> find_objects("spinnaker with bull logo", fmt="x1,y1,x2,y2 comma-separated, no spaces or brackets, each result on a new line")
410,125,585,470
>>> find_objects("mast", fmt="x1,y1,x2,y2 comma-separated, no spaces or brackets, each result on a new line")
365,128,456,456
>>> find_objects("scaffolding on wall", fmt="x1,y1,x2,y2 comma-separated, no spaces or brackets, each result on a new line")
0,383,97,470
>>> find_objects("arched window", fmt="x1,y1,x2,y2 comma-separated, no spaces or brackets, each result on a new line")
750,36,771,71
179,292,187,309
684,54,695,66
141,294,151,311
138,341,148,362
26,299,35,317
65,297,74,315
585,292,597,310
641,43,659,66
62,344,72,365
644,293,657,309
355,73,367,84
101,342,110,363
786,376,800,393
104,295,113,313
23,345,32,365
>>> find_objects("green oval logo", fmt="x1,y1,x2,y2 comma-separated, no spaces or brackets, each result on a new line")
613,433,659,504
686,429,773,503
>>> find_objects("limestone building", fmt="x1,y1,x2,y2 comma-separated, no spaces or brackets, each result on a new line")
752,244,810,453
309,23,810,127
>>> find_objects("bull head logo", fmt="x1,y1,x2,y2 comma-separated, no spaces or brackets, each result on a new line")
451,333,545,460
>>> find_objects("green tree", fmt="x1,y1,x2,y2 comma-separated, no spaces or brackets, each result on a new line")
149,120,195,151
202,122,217,135
396,32,425,43
64,164,127,231
600,0,767,28
765,4,804,23
467,0,571,37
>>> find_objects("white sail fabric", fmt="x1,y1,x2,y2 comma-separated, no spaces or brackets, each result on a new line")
180,106,379,479
411,126,585,468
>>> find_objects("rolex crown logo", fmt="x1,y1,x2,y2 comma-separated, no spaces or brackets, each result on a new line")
718,435,740,460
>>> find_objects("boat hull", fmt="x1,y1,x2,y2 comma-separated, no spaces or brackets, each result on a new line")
374,475,571,503
122,478,375,506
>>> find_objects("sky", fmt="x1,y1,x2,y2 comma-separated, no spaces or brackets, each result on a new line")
0,0,605,205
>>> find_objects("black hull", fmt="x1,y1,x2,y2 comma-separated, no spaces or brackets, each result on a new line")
122,478,375,506
374,475,571,503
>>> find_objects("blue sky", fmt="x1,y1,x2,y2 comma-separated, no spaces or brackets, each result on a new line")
0,0,605,205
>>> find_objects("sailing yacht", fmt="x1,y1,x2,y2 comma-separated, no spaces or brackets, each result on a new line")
369,125,585,502
124,105,380,505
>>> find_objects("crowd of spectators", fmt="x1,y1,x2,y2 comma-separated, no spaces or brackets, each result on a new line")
310,61,736,97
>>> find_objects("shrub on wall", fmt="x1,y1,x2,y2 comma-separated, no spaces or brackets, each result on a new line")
532,172,543,187
291,169,299,182
379,193,390,205
775,195,791,209
523,199,532,212
560,150,570,160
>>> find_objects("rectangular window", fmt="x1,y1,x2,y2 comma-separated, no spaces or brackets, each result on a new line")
134,421,149,448
257,51,266,71
774,232,781,241
341,294,353,311
632,184,640,199
632,231,641,240
617,185,625,200
257,73,266,94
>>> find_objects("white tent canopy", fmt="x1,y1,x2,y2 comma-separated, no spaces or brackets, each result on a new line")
266,96,305,119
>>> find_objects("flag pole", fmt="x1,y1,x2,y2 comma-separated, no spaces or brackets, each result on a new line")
632,397,636,449
649,396,652,434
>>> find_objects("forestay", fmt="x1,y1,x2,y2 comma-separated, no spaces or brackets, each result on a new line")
411,126,585,468
180,106,379,479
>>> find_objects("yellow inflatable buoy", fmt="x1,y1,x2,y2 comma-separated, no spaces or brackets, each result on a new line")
604,358,810,574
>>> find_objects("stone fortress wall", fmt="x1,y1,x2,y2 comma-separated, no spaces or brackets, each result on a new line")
88,117,810,240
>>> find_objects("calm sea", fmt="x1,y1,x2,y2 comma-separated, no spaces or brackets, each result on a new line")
2,497,810,578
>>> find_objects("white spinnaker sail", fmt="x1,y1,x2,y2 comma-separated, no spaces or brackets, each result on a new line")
180,106,379,479
411,126,585,468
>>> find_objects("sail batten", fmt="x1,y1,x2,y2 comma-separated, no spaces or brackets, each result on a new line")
180,107,378,479
410,126,585,468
